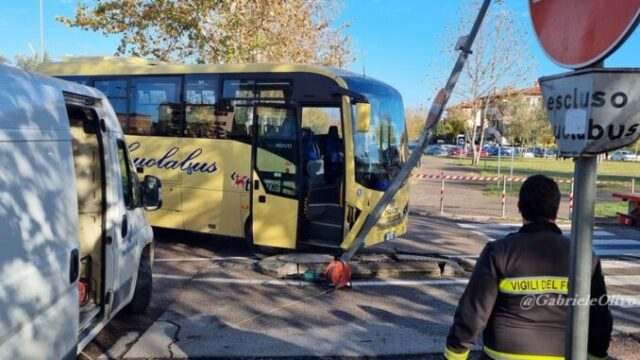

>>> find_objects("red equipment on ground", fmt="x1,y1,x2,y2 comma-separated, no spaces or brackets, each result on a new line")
323,259,352,288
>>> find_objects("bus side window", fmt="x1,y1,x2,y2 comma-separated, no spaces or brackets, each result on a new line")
129,77,182,137
94,79,129,131
227,102,253,141
185,75,220,139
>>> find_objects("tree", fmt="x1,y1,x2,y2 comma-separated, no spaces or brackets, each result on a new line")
57,0,354,67
14,52,52,71
499,95,556,148
0,54,8,65
433,109,468,143
435,1,533,165
302,108,332,134
501,94,535,146
405,107,427,142
531,102,555,148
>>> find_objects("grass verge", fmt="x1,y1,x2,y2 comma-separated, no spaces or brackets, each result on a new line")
453,157,640,182
594,201,628,218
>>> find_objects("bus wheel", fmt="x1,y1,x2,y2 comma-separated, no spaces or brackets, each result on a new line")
244,219,283,259
125,250,152,314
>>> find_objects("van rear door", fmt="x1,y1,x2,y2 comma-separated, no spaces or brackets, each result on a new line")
0,72,80,358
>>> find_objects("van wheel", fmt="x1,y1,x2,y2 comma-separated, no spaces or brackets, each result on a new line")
244,219,283,259
125,251,152,314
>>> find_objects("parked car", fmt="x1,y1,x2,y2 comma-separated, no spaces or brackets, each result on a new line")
522,148,535,158
543,149,558,158
498,147,513,157
468,149,489,157
434,146,450,156
451,146,467,156
424,144,440,155
533,147,546,158
487,146,499,156
611,150,639,161
408,141,419,152
441,144,455,155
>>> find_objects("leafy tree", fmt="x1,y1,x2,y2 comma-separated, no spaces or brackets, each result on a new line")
501,94,534,146
15,52,52,71
532,103,555,148
405,107,427,142
434,1,533,165
57,0,354,66
499,95,556,148
433,109,468,143
302,108,335,134
0,54,8,65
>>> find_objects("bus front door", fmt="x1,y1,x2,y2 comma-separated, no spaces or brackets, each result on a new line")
251,105,300,249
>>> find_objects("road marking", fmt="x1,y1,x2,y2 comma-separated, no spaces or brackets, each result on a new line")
603,275,640,286
593,239,640,246
483,238,638,246
596,249,640,257
153,273,469,287
457,223,618,237
609,295,640,308
593,230,618,237
457,222,640,257
153,274,639,307
155,273,640,288
155,256,254,262
602,260,640,269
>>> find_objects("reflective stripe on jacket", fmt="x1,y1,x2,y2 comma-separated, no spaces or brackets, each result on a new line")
444,222,612,359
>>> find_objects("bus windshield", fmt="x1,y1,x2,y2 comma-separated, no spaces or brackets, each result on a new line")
342,74,407,191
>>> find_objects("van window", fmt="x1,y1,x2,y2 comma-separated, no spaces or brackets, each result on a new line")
116,140,140,209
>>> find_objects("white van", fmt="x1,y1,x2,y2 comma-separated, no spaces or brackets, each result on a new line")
0,65,162,359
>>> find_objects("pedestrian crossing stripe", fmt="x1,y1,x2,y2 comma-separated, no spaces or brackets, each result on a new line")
456,222,640,257
456,223,621,238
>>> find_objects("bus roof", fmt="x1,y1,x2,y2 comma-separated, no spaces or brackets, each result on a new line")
37,56,354,88
0,64,121,135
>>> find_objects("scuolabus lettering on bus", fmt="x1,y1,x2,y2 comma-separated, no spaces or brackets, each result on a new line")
128,142,218,174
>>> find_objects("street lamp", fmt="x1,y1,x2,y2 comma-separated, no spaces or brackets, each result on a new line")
39,0,44,62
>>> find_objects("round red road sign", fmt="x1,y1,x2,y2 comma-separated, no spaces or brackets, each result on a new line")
530,0,640,69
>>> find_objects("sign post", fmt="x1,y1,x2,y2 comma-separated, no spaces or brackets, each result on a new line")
530,0,640,358
539,67,640,357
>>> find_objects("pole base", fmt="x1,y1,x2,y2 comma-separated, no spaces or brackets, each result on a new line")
324,259,352,288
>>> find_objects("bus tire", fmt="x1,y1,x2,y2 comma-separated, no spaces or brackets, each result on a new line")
244,219,283,258
125,250,152,314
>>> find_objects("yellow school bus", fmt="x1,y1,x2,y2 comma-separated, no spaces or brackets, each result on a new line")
39,57,409,254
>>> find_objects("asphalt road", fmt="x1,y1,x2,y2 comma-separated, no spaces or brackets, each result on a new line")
78,157,640,359
79,214,640,359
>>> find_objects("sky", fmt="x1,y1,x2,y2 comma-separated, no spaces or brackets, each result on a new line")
1,0,640,109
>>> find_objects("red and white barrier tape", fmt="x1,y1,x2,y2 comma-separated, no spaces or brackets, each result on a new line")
409,173,622,185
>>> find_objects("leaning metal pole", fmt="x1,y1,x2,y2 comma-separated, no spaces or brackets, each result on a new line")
340,0,492,262
566,156,598,359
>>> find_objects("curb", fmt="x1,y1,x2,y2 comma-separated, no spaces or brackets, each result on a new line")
256,253,468,280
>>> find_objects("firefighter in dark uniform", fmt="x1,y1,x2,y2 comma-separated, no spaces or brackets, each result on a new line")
444,174,612,360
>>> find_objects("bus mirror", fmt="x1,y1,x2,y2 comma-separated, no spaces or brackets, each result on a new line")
142,175,163,211
356,103,371,132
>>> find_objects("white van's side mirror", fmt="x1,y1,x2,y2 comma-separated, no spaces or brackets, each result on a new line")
142,175,162,211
